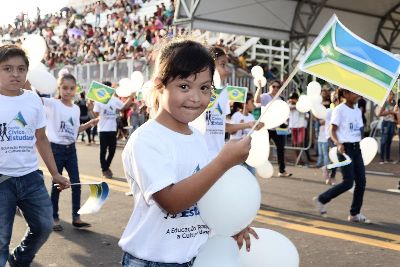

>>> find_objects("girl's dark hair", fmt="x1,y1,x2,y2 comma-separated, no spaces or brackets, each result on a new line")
246,92,254,103
289,92,299,100
337,88,347,99
154,39,215,87
58,73,76,85
208,46,226,60
57,73,77,99
269,80,282,87
0,44,29,67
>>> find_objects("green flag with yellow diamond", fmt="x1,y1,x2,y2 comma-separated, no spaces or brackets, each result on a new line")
226,86,248,103
87,81,115,104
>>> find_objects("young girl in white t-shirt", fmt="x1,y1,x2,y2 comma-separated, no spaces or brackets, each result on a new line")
119,39,257,266
314,89,370,223
230,92,264,175
42,73,98,231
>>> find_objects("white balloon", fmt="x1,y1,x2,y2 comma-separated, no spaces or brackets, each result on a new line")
27,69,57,94
116,86,132,97
295,95,312,113
307,81,321,96
30,62,48,72
198,165,261,236
131,71,144,90
213,69,221,89
311,103,327,119
329,147,339,163
260,100,290,129
251,66,264,78
141,81,154,106
22,34,47,65
119,78,132,88
253,76,267,88
193,236,241,267
246,128,270,167
239,228,299,267
310,94,322,105
360,137,378,165
189,111,206,134
256,161,274,179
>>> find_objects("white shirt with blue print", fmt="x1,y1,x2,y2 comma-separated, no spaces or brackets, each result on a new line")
119,120,210,264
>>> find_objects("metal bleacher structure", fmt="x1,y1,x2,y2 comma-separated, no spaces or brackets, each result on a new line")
56,0,293,93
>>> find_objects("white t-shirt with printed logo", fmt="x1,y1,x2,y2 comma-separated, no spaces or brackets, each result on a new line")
230,111,254,140
0,90,46,177
204,88,230,159
93,97,124,132
43,98,80,145
119,120,210,264
331,103,363,143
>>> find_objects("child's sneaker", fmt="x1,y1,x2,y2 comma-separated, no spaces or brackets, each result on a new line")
313,196,327,217
348,213,371,224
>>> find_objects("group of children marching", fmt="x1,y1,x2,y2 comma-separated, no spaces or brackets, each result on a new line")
0,38,387,266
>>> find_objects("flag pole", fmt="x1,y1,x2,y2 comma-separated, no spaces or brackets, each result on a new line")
247,64,300,136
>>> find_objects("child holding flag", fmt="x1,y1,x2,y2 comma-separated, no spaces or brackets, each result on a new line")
119,39,257,266
205,46,258,160
230,92,264,174
42,73,98,231
314,89,370,223
92,81,134,179
0,44,70,266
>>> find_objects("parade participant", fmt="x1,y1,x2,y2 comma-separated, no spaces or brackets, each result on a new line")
0,44,70,266
378,91,396,164
205,46,259,160
42,73,98,231
314,89,370,223
92,81,133,179
230,92,264,175
119,39,257,266
255,80,292,177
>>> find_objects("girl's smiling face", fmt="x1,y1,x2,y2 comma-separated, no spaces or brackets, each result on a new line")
156,68,213,133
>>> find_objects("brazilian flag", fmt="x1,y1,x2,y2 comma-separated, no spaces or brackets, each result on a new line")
76,84,83,94
207,88,224,110
227,86,248,103
87,81,115,104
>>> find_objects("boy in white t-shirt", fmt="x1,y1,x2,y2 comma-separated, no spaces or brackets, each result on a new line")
0,45,70,267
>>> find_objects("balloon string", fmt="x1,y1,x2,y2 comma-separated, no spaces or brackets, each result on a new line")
247,64,299,136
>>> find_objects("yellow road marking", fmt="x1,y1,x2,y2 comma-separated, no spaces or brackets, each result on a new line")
258,209,400,242
41,168,400,251
255,214,400,252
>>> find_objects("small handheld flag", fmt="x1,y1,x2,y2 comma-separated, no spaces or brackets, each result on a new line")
78,182,109,214
226,86,248,103
87,81,115,104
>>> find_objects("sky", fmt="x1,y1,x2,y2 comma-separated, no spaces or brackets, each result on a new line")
0,0,68,27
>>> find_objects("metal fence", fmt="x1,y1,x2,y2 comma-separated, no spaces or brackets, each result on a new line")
51,59,256,91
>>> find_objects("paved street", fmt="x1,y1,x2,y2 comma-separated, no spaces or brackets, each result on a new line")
9,141,400,267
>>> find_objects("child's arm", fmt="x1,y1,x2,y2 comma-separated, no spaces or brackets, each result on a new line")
153,136,251,215
330,124,344,154
35,127,70,190
78,118,99,133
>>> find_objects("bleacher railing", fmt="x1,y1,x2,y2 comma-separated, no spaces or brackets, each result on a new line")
51,59,255,91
